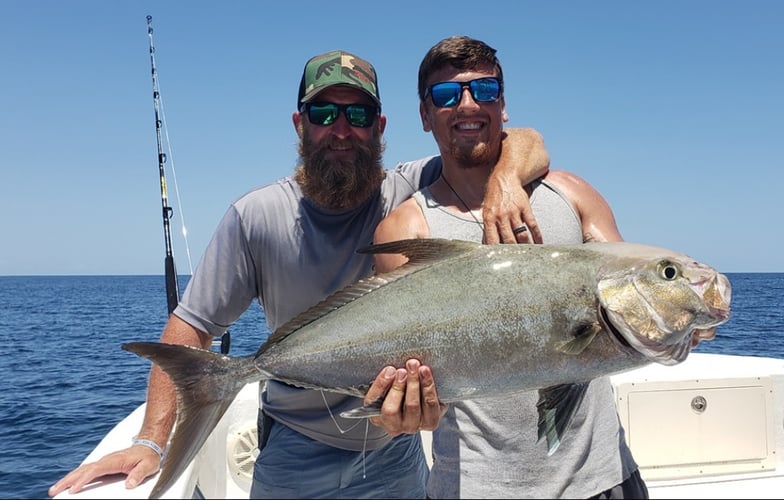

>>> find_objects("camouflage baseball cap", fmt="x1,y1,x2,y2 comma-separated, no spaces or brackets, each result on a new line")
297,50,381,108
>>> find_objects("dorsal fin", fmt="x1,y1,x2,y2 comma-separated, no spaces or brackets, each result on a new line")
256,238,479,357
357,237,479,263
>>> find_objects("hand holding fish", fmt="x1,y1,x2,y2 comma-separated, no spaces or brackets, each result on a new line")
365,359,448,436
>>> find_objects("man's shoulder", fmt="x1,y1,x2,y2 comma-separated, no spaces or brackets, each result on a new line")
387,155,442,191
391,154,442,173
542,169,589,189
233,176,298,206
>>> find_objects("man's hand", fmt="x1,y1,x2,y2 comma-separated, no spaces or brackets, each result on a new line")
48,444,161,496
482,128,550,244
483,170,542,244
364,359,447,436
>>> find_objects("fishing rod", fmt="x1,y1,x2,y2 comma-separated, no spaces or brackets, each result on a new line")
145,16,230,354
146,15,179,316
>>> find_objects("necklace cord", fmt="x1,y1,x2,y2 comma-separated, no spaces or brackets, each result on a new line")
441,175,484,227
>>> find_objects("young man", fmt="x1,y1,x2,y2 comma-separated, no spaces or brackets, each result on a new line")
49,50,549,498
370,36,647,499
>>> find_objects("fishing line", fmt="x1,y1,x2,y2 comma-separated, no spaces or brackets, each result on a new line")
319,390,363,434
319,390,370,478
362,419,368,479
158,99,194,276
146,16,195,278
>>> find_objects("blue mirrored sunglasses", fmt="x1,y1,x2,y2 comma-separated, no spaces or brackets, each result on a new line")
425,77,502,108
301,102,378,128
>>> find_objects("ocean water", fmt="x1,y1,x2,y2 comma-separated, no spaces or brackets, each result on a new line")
0,272,782,499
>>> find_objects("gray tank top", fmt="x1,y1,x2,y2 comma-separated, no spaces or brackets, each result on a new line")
414,179,639,498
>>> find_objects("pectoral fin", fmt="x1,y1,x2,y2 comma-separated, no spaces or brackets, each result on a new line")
556,323,602,355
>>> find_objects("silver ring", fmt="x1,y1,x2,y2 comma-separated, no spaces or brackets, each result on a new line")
513,225,528,235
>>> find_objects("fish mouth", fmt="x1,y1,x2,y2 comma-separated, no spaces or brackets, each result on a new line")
708,305,731,323
694,327,717,341
691,327,717,348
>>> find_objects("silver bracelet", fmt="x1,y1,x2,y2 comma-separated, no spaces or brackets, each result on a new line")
132,437,165,461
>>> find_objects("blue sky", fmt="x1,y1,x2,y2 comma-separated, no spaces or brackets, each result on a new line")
1,1,781,275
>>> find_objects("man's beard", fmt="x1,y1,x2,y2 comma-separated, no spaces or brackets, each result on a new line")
450,139,498,170
294,130,386,210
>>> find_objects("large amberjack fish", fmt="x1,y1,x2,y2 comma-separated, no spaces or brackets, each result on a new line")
124,239,731,498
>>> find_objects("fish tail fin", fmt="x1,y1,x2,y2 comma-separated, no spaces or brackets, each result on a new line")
536,382,590,455
122,341,252,499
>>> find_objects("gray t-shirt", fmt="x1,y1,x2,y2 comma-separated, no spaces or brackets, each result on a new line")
415,179,639,499
174,156,443,451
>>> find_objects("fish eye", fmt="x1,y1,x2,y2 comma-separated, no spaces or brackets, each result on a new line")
658,260,680,280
